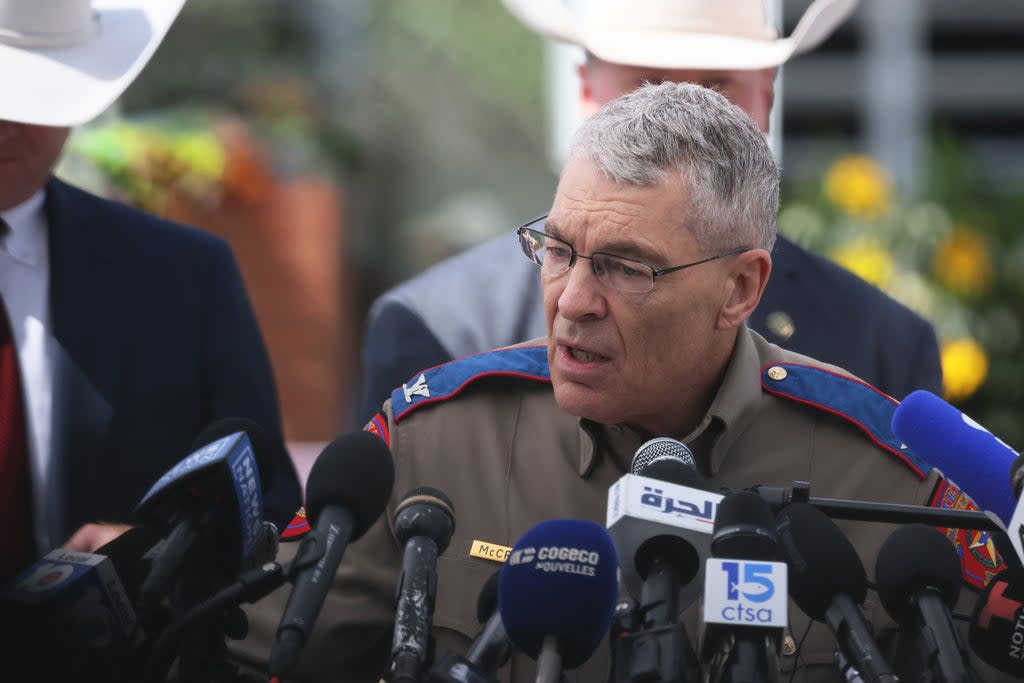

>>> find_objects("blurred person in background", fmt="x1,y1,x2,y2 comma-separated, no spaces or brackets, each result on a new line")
356,0,942,426
0,0,300,581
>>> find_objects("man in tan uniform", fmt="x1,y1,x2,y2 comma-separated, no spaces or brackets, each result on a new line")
239,83,1010,681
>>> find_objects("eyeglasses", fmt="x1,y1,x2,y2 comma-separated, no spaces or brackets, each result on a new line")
516,215,751,294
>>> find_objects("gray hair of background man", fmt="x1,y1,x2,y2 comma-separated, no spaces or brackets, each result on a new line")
569,82,779,253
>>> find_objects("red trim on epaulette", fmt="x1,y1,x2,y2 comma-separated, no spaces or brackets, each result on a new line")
280,507,312,542
760,363,926,480
930,477,1006,590
363,412,390,448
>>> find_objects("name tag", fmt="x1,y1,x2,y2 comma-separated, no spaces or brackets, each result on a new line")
469,539,513,563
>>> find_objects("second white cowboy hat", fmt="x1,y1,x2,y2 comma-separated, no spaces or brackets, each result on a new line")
0,0,186,126
500,0,857,70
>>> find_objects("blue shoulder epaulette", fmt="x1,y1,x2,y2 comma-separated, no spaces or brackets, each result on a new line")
760,363,930,479
392,345,550,422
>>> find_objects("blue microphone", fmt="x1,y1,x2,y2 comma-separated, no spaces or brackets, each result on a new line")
892,390,1018,523
498,519,619,683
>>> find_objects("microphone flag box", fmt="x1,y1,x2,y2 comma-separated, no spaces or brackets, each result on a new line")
703,558,788,628
607,473,723,607
1,549,141,653
136,431,264,565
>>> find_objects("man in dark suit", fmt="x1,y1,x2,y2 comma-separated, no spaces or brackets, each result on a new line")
0,0,300,580
357,0,942,424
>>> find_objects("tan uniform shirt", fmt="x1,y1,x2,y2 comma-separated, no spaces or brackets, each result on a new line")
237,327,1011,682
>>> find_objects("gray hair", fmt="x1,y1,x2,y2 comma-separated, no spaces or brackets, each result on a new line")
569,81,779,252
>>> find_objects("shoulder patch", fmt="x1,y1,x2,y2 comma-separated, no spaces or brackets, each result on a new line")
761,363,930,479
930,477,1007,590
280,506,311,542
392,345,550,422
363,412,390,448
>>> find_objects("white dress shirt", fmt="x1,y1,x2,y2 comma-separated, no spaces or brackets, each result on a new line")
0,190,56,549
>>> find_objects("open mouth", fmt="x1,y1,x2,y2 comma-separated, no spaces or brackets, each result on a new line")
566,346,609,363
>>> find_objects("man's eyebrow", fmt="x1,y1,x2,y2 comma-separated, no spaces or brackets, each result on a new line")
546,218,662,263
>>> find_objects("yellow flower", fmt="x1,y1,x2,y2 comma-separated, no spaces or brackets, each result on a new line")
824,154,893,218
932,226,994,298
941,338,989,403
828,236,894,287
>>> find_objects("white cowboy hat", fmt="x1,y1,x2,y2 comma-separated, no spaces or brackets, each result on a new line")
0,0,186,126
500,0,858,70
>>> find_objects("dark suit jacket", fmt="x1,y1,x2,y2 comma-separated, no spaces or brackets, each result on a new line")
358,233,942,424
41,177,301,550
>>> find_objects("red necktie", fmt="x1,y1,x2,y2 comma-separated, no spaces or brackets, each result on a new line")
0,223,36,582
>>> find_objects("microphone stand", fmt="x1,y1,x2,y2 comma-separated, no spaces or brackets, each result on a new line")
756,482,1001,531
611,557,703,683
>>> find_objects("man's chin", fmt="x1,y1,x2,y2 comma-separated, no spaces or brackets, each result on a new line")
552,382,621,425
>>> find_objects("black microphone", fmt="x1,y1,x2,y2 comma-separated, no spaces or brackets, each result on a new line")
701,491,784,683
426,571,513,683
776,503,897,683
268,431,395,677
389,486,457,683
875,524,971,682
968,566,1024,677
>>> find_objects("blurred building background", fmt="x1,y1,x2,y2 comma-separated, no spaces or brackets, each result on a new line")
55,0,1024,465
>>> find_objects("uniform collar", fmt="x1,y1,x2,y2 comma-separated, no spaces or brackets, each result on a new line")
576,325,765,478
0,189,46,267
699,325,766,475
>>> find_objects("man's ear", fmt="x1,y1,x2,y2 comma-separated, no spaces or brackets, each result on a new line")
759,67,778,134
577,63,602,118
717,249,772,330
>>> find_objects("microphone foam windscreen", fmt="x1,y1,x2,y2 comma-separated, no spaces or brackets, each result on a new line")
631,437,696,474
892,390,1017,523
776,503,867,621
875,524,961,624
477,570,501,625
969,567,1024,676
498,519,619,669
191,417,284,488
305,431,395,541
712,490,778,561
394,486,456,551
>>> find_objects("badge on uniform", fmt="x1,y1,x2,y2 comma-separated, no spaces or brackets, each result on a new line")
363,412,390,448
280,506,312,542
930,477,1007,590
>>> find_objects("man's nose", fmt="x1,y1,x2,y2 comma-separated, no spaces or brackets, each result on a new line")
556,257,607,321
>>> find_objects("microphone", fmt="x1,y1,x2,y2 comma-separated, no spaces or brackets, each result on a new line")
498,519,619,683
776,503,897,683
607,437,713,683
892,390,1018,524
969,566,1024,677
701,491,786,683
426,571,513,683
0,526,162,681
389,486,457,683
607,437,721,611
269,431,395,677
874,524,970,682
135,419,279,608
